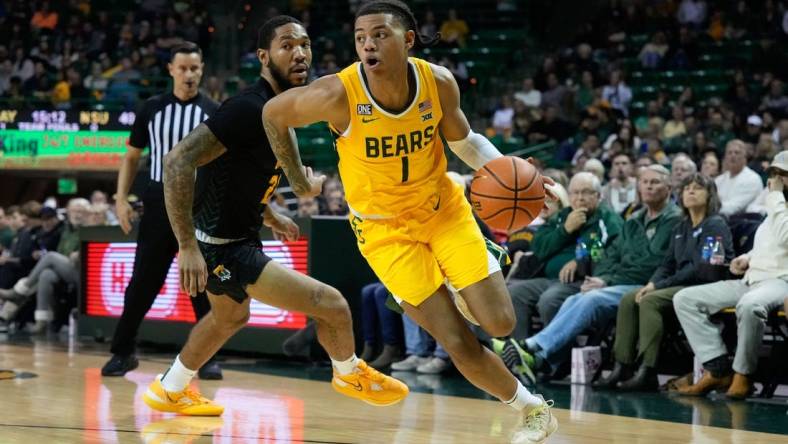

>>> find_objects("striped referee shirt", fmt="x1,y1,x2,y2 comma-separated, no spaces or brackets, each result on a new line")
128,92,219,182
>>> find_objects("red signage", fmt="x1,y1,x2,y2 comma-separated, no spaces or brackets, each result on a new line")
84,241,308,329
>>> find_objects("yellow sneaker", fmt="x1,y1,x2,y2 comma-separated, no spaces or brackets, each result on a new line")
142,375,224,416
332,359,409,406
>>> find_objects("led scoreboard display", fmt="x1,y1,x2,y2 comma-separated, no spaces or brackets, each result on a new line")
84,240,309,329
0,109,138,171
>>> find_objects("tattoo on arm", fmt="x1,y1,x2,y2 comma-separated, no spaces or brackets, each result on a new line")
163,123,227,248
263,119,310,195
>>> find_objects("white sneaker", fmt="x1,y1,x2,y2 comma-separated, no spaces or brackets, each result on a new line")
416,357,451,374
511,395,558,444
13,278,36,297
391,355,430,371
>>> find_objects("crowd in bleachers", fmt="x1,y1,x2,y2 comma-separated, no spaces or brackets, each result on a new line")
0,191,118,333
0,0,214,109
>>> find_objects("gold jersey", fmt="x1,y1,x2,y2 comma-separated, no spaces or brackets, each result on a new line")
331,57,446,218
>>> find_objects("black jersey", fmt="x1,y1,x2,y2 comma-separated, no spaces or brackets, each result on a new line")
128,92,219,182
195,78,283,240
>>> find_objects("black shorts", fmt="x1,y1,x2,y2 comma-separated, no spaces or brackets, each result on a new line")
198,238,272,303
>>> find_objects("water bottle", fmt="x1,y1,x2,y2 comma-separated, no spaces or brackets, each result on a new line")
589,232,604,263
575,238,588,261
701,236,714,263
575,238,590,278
710,236,725,265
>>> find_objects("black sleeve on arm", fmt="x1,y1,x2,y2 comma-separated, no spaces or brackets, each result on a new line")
128,99,153,148
203,95,263,152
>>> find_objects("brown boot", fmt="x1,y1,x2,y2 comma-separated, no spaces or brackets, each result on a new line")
726,373,755,400
676,371,732,396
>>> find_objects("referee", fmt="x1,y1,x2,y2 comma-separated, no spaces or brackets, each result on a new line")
101,42,222,380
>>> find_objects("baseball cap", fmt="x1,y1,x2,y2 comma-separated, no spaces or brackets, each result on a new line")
747,115,763,126
767,150,788,174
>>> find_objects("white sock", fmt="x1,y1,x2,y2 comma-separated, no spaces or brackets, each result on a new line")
504,380,543,412
332,353,359,376
160,355,197,392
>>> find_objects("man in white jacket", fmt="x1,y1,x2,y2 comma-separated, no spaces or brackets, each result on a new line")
673,150,788,399
715,140,764,216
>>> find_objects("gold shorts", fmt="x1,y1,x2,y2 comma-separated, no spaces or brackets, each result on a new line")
349,181,500,306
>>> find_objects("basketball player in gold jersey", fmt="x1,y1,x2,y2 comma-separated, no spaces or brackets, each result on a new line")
263,2,557,443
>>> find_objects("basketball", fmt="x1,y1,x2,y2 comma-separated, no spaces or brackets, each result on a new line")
470,156,545,232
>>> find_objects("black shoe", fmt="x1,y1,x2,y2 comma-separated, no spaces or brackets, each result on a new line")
282,321,317,357
101,354,139,376
592,361,630,389
198,359,223,380
618,365,658,392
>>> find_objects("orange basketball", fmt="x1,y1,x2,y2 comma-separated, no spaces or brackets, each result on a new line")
470,156,545,232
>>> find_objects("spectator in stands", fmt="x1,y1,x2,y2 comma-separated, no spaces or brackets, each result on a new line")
527,105,574,144
716,140,764,216
51,70,70,109
2,76,26,108
603,124,641,160
773,119,788,148
359,282,403,368
572,134,602,166
602,70,633,117
596,173,733,391
205,75,227,102
741,115,764,145
24,61,51,101
700,150,721,178
439,9,469,48
750,132,779,177
761,79,788,118
514,77,541,109
324,189,348,216
500,165,681,381
492,95,515,135
90,190,118,225
663,106,688,141
0,46,11,95
602,153,638,215
30,1,58,31
673,150,788,399
541,72,568,114
639,31,669,69
575,70,596,111
1,199,90,333
296,197,319,218
11,47,34,84
583,159,606,183
0,207,16,252
84,62,109,100
671,153,698,193
420,10,437,37
677,0,708,28
504,172,624,341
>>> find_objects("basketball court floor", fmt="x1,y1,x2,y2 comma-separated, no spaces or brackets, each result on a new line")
1,339,786,443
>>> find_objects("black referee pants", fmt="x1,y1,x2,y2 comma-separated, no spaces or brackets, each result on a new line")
110,182,212,356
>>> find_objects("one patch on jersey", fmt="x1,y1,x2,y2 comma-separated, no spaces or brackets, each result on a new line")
418,99,432,113
357,104,373,115
421,112,433,122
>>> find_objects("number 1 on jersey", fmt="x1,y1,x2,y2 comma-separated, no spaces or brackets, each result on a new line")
401,156,409,183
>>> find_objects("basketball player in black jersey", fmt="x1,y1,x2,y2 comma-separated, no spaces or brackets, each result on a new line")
140,16,408,416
